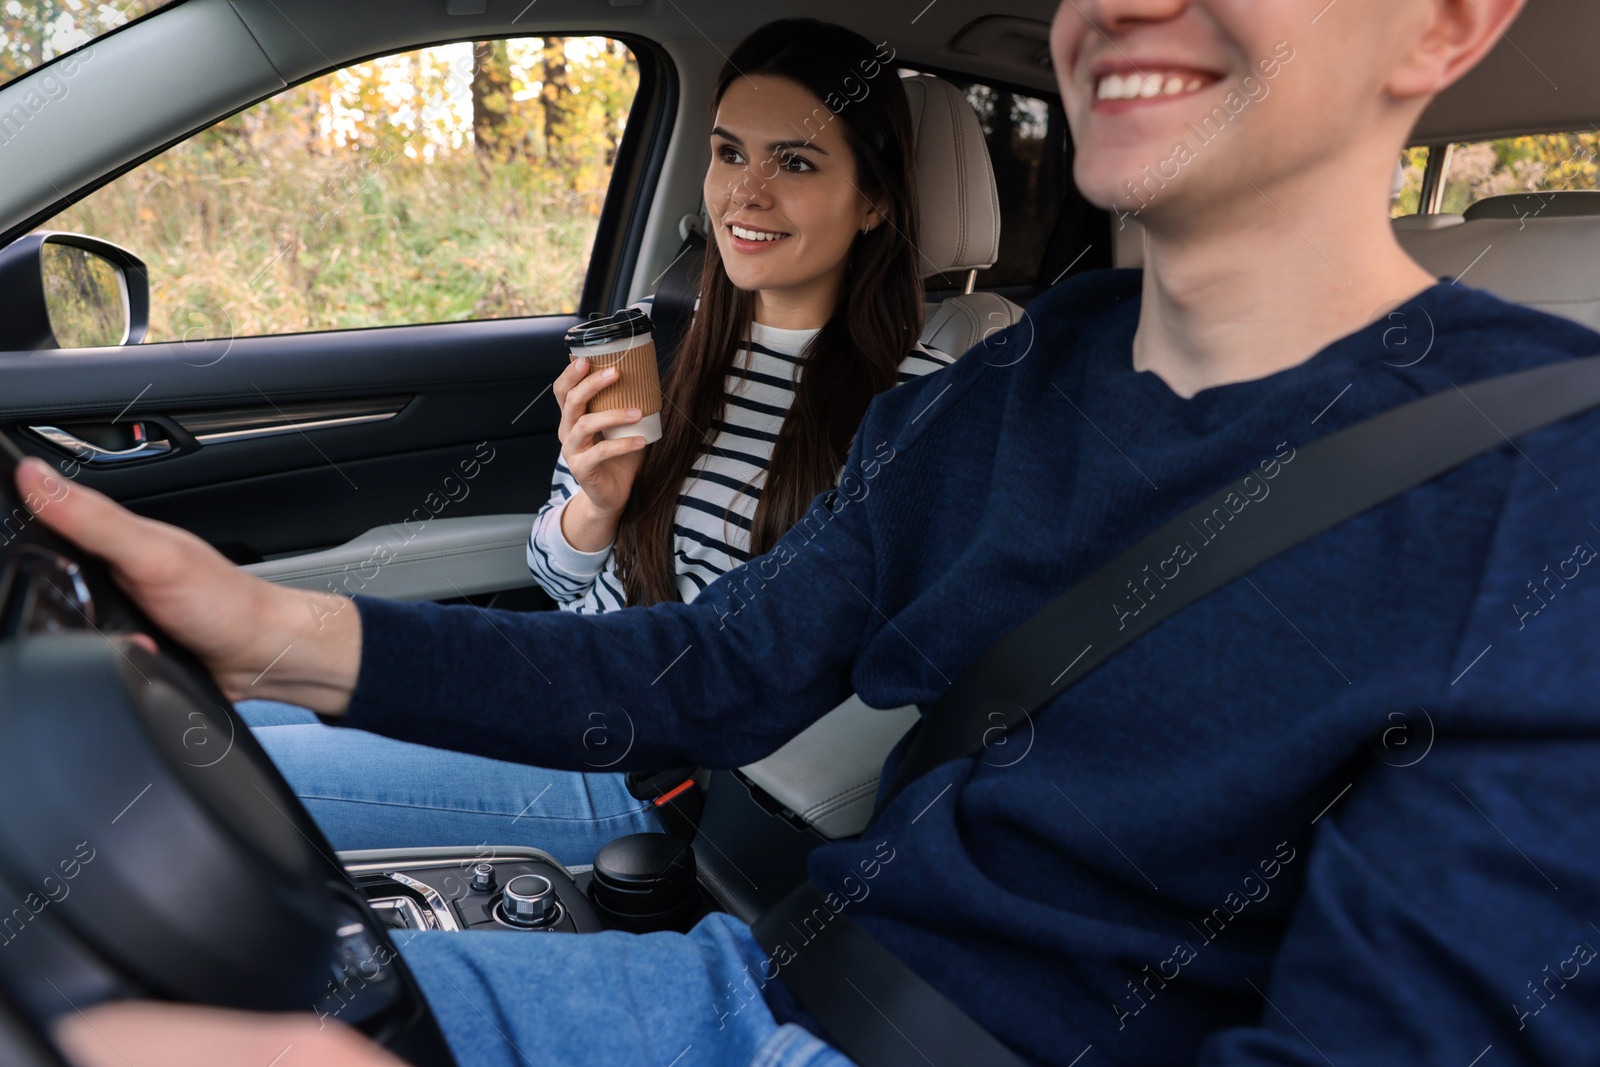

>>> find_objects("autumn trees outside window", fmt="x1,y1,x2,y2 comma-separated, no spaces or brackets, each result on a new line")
36,37,640,343
1393,133,1600,217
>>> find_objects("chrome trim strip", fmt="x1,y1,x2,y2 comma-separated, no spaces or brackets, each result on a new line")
194,411,396,444
491,898,565,931
28,425,173,464
367,895,430,931
380,871,461,932
339,846,572,879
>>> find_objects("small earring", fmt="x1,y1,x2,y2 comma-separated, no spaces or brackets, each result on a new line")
861,224,873,235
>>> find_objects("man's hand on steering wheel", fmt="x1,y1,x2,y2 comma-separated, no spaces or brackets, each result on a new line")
14,458,362,717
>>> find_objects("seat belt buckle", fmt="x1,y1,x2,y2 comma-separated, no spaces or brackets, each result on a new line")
625,768,705,840
653,778,696,807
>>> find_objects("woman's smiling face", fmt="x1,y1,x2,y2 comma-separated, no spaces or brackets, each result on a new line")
704,74,884,319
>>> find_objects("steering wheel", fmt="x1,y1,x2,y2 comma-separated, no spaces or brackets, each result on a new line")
0,437,455,1066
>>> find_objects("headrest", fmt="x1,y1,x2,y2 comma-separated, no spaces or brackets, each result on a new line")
1391,213,1465,231
902,75,1001,278
1463,190,1600,221
1396,213,1600,332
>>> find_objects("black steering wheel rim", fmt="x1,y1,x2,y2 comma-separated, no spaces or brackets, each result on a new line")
0,448,455,1065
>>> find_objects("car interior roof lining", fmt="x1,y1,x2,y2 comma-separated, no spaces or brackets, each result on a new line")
0,0,1592,269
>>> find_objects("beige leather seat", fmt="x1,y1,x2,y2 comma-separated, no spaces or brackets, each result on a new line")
904,75,1023,357
1115,190,1600,333
1395,191,1600,330
738,76,1017,841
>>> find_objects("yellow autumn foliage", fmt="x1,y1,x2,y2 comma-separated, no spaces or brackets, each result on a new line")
41,37,639,342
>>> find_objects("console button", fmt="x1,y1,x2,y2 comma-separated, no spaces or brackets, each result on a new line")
502,874,557,927
469,862,496,893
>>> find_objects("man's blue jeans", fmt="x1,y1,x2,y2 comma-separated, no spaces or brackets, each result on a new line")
236,700,663,866
391,915,854,1067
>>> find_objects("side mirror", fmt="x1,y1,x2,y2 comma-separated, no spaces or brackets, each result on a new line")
0,232,149,350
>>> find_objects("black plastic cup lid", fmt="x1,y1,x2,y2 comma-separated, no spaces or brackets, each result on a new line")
565,306,652,348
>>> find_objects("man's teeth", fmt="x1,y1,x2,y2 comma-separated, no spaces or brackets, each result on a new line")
1096,72,1208,101
731,225,787,242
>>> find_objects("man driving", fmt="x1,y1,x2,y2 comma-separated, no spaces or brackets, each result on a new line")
34,0,1600,1064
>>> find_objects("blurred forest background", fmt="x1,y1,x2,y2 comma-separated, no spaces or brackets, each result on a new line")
1393,134,1600,216
5,3,637,341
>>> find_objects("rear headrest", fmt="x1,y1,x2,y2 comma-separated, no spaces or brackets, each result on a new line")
902,75,1001,278
1396,214,1600,331
1391,213,1465,231
1463,190,1600,221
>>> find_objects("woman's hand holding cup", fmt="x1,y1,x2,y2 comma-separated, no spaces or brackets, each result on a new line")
553,357,650,552
556,307,664,553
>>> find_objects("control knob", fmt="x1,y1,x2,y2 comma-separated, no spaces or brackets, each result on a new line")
502,874,558,927
469,862,496,893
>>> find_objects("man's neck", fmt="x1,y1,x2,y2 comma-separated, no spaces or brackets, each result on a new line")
1132,187,1439,399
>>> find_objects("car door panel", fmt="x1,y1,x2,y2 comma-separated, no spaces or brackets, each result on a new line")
244,513,539,601
1,315,574,568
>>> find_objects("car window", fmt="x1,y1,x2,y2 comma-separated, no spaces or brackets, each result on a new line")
1392,146,1429,217
38,36,639,343
0,1,179,87
1437,132,1600,213
906,72,1072,290
1394,133,1600,218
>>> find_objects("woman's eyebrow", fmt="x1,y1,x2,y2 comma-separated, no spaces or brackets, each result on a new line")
709,126,829,156
769,139,829,156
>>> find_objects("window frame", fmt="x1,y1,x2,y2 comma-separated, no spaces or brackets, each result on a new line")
582,36,677,318
0,0,191,93
1415,144,1453,214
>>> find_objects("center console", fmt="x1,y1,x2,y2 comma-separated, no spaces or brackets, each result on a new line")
341,846,606,934
339,834,709,938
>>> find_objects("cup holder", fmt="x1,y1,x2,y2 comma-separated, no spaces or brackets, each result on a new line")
587,833,699,933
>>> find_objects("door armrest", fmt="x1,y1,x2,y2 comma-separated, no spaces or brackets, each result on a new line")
245,514,538,601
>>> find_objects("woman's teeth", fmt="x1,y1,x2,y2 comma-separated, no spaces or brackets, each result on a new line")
731,225,788,242
1096,72,1207,101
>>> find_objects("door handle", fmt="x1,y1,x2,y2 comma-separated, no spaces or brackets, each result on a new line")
28,423,174,464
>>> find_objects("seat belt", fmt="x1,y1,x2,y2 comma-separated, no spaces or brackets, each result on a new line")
626,226,708,824
648,230,706,378
754,354,1600,1067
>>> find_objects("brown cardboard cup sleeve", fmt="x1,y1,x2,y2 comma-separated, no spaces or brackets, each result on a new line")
564,307,663,443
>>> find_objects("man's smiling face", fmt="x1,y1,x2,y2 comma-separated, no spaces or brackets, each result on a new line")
1051,0,1429,224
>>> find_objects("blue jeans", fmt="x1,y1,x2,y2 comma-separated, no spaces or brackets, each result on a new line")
392,913,853,1067
236,700,664,866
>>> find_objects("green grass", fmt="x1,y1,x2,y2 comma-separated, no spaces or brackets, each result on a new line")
49,147,604,343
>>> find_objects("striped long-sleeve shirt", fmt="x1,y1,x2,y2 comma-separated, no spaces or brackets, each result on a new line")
527,318,954,613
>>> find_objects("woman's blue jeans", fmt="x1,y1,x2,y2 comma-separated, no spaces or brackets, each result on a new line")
236,700,664,867
238,701,854,1066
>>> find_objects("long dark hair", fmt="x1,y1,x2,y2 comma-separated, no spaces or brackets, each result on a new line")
615,19,923,607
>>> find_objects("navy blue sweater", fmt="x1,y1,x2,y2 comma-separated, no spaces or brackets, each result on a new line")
346,270,1600,1066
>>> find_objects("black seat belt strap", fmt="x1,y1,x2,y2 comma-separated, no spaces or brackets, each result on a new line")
751,882,1032,1067
878,354,1600,814
648,231,706,378
752,356,1600,1067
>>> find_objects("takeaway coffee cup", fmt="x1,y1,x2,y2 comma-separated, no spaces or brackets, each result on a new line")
563,307,663,444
